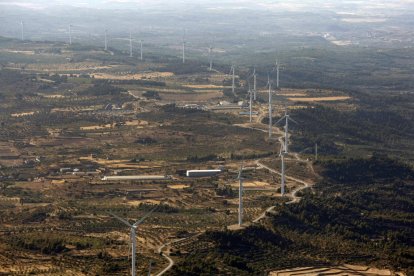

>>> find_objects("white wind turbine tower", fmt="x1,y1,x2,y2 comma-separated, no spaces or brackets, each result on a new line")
69,24,73,45
267,74,273,138
20,21,24,41
279,142,286,195
276,59,280,89
129,32,133,57
182,40,186,63
315,143,318,161
104,29,108,51
230,65,236,95
140,40,143,60
236,163,244,226
249,87,253,123
275,107,298,154
208,45,213,71
182,28,187,63
109,206,157,276
253,67,257,100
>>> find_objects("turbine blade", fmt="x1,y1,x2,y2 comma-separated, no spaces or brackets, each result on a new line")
109,211,132,227
275,116,286,125
133,205,158,227
288,117,298,124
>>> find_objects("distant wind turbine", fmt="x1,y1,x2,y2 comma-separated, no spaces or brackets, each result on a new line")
104,29,108,51
230,65,236,95
253,67,257,100
208,45,213,71
129,32,133,57
275,59,280,89
20,21,24,41
69,24,73,45
249,87,253,123
275,107,298,154
266,74,273,138
181,29,187,63
140,40,143,60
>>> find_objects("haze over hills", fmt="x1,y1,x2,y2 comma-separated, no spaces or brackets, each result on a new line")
0,0,413,49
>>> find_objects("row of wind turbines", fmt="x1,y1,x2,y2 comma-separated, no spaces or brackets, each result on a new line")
20,21,209,66
18,22,212,66
234,59,305,228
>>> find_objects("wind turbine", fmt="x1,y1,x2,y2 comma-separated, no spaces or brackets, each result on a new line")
69,24,73,45
249,87,253,123
109,206,158,276
182,41,186,63
230,65,236,95
104,29,108,51
315,143,318,161
279,142,286,196
20,21,24,41
253,67,257,100
140,40,143,60
208,45,213,71
129,32,133,57
275,107,298,154
236,163,244,226
267,74,273,138
182,29,187,63
275,59,280,89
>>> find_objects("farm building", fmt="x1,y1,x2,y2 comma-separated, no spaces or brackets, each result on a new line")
186,169,222,177
101,175,171,181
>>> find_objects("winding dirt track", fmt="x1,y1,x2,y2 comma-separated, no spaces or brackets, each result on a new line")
156,111,315,275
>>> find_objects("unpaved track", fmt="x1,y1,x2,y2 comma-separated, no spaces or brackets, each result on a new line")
156,233,204,276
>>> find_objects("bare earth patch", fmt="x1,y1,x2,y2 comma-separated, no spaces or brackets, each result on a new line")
288,96,351,102
168,184,190,190
269,264,405,276
11,111,36,117
92,72,174,80
183,84,224,89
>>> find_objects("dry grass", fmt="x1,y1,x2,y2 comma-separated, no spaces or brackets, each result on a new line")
269,264,404,276
278,93,308,96
11,111,35,117
288,96,351,102
79,156,163,169
159,91,223,102
126,199,162,206
183,84,224,89
0,49,35,55
6,62,113,72
168,184,190,190
92,71,174,80
80,120,148,130
38,94,66,99
229,181,270,188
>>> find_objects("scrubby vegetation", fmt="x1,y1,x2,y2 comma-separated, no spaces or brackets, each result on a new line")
171,157,414,275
